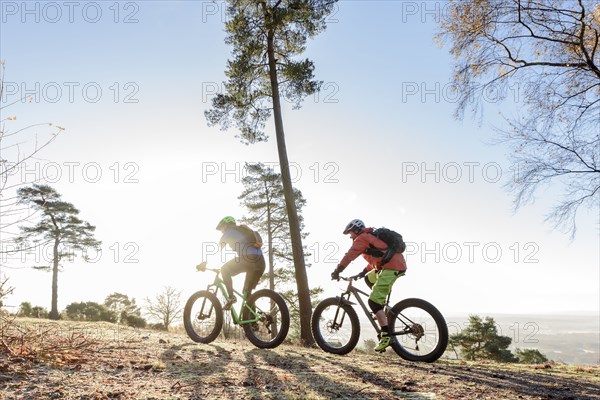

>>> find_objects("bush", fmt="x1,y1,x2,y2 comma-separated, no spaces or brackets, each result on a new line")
64,301,117,322
31,306,50,319
124,314,147,328
515,348,548,364
149,322,166,331
18,302,33,317
17,302,50,319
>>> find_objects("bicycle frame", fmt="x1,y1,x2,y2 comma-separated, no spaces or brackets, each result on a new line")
335,277,389,335
201,268,261,326
336,276,424,339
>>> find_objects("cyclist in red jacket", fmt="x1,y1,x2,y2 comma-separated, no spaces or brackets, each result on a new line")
331,219,407,352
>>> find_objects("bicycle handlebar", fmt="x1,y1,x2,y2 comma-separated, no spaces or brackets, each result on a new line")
333,274,362,282
196,262,207,272
195,262,220,274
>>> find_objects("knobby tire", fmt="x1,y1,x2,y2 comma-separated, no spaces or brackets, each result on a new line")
183,290,223,344
311,297,360,355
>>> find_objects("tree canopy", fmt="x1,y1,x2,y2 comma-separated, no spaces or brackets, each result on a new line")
450,315,517,362
438,0,600,237
16,184,101,319
205,0,336,144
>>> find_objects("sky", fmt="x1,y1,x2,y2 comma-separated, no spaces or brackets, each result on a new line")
0,0,598,324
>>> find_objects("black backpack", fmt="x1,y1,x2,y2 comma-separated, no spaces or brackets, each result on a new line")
365,227,406,265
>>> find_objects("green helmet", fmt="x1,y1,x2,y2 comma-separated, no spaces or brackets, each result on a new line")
216,216,236,230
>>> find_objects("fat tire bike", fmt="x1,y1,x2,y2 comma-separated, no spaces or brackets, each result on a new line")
311,273,448,362
184,262,290,349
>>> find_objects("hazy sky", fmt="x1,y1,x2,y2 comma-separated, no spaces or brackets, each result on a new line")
1,1,598,318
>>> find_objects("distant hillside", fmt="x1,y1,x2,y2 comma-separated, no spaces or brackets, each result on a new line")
445,313,600,365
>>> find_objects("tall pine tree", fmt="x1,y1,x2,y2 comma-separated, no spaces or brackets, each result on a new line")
238,162,322,336
205,0,337,344
17,184,101,320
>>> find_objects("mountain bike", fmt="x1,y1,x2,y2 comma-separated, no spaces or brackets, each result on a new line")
183,262,290,349
311,273,448,362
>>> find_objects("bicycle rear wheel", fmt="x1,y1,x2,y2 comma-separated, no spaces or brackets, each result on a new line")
388,298,448,362
183,290,223,344
311,297,360,355
242,289,290,349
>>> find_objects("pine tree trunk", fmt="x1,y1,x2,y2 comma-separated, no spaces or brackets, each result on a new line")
266,193,277,339
266,29,314,346
266,191,274,292
49,238,60,320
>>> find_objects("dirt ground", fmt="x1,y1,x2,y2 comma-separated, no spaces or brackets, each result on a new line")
1,318,598,399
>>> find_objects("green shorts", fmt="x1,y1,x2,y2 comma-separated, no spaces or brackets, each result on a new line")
368,269,404,305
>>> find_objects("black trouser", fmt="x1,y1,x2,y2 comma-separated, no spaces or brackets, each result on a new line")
221,254,266,299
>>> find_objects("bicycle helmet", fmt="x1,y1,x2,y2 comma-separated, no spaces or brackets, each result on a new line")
343,219,365,234
216,216,236,230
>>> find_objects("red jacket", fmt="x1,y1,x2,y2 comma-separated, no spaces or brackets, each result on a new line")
339,228,407,272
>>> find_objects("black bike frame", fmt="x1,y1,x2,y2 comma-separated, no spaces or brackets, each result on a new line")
336,279,388,334
336,277,418,338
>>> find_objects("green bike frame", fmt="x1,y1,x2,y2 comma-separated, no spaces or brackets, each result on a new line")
205,270,260,325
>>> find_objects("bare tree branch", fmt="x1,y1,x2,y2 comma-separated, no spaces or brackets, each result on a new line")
439,0,600,237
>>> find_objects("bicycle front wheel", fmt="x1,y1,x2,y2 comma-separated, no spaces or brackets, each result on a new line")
242,289,290,349
183,290,223,344
311,297,360,355
388,298,448,362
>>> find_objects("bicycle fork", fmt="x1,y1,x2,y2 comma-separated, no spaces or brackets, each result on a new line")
332,300,348,330
198,286,219,320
